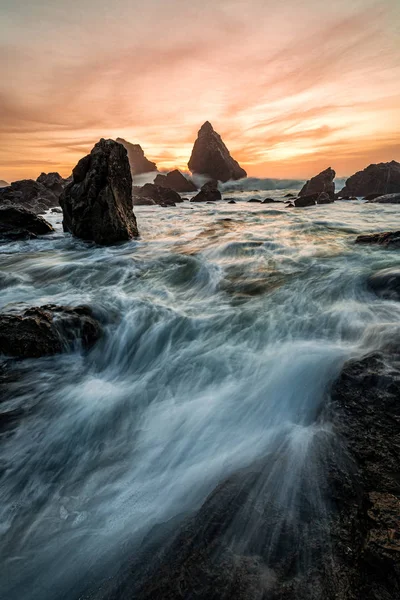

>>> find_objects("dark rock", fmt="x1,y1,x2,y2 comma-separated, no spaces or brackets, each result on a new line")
134,183,181,206
364,193,383,201
116,138,157,176
299,167,335,199
355,231,400,249
262,198,278,203
284,193,295,198
367,193,400,204
294,194,316,207
0,305,102,359
0,206,54,241
339,160,400,197
188,122,247,182
316,192,334,204
60,139,139,245
228,200,236,204
36,172,68,198
50,207,63,213
0,179,58,214
248,198,262,203
367,268,400,300
191,180,222,203
132,197,157,206
286,203,295,208
154,170,197,193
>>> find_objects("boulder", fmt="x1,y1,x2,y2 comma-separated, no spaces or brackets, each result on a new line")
116,138,157,175
0,179,58,214
355,231,400,249
36,172,67,198
188,121,247,182
299,167,335,199
339,160,400,197
0,305,102,359
0,206,54,241
60,139,139,245
294,194,316,207
191,180,222,203
367,193,400,204
247,198,262,203
263,198,278,203
284,193,295,198
134,183,181,206
367,268,400,300
228,199,236,204
154,170,197,193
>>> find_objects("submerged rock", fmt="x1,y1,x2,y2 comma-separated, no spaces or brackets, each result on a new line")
0,305,102,359
188,122,247,182
339,160,400,197
116,138,157,175
368,268,400,300
367,193,400,204
355,231,400,249
248,198,262,203
60,139,139,245
299,167,335,199
0,206,54,241
154,170,197,193
227,199,236,204
0,179,58,214
191,180,222,203
134,183,181,206
36,172,68,198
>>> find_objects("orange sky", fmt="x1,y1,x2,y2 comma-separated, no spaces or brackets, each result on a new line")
1,0,400,183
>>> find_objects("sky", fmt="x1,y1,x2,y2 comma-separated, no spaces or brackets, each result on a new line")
1,0,400,182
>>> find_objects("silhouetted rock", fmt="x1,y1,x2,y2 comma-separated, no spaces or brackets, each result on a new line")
0,206,54,241
191,180,222,203
364,193,383,201
0,179,58,214
294,191,334,207
36,172,67,198
339,161,400,197
228,199,236,204
263,198,282,204
134,183,181,206
154,170,197,193
355,231,400,249
0,305,102,359
116,138,157,175
367,268,400,300
188,122,247,182
248,198,262,203
299,167,335,199
284,193,295,198
60,139,138,245
367,193,400,204
316,192,334,204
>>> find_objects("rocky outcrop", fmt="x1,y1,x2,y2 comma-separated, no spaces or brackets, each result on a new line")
116,138,157,176
367,193,400,204
299,167,335,199
0,206,54,241
188,122,247,182
339,160,400,197
355,231,400,249
0,305,102,359
36,172,68,198
0,179,58,214
293,191,333,207
60,139,139,245
154,170,197,193
190,180,222,203
134,183,182,207
367,268,400,300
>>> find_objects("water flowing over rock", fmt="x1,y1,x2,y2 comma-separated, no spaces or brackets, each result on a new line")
60,138,139,245
339,160,400,197
36,172,68,198
0,305,102,359
0,179,58,214
116,138,157,176
355,231,400,249
134,183,182,206
188,122,247,182
190,180,222,202
0,206,54,241
299,167,335,199
154,170,197,193
368,268,400,300
294,192,334,207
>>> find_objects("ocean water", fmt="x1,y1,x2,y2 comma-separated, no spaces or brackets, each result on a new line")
0,194,399,599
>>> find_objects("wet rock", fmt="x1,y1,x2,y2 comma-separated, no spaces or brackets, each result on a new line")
154,170,197,193
134,183,181,206
188,121,247,182
60,139,139,245
0,305,102,359
36,172,68,198
116,138,157,175
248,198,262,203
355,231,400,249
0,206,54,241
367,193,400,204
284,193,295,198
294,194,316,207
132,197,157,206
364,193,383,201
0,179,58,214
263,198,279,203
191,180,222,203
339,160,400,197
299,167,335,199
316,192,334,204
286,203,295,208
228,200,236,204
367,268,400,300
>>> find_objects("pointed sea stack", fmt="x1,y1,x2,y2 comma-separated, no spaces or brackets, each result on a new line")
116,138,157,176
188,122,247,183
299,167,335,199
339,161,400,198
60,139,138,245
36,172,68,198
154,170,197,193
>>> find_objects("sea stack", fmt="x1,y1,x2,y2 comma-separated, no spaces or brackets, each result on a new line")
116,138,157,176
60,139,138,245
36,172,68,198
338,160,400,197
188,121,247,182
299,167,336,199
154,170,197,193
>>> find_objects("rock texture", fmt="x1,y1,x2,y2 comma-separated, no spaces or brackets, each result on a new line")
134,183,182,206
188,122,247,182
355,231,400,249
0,206,54,241
0,180,58,214
367,193,400,204
339,160,400,197
299,167,335,199
154,170,197,193
36,172,68,198
367,268,400,300
190,180,222,203
116,138,157,175
294,192,334,207
0,305,102,359
60,139,139,245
